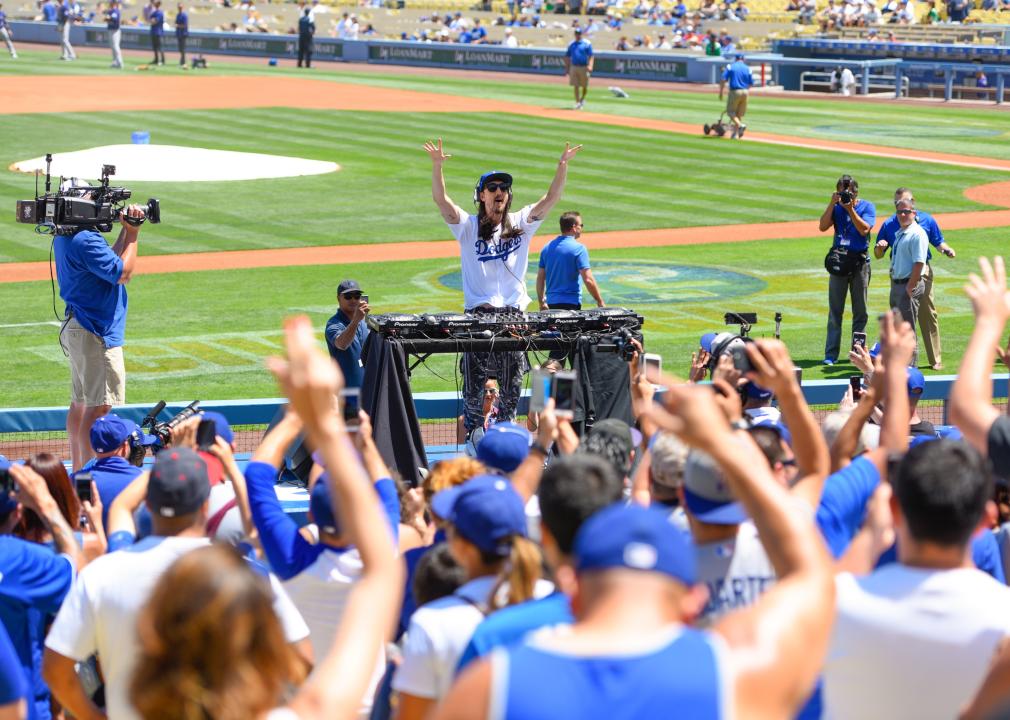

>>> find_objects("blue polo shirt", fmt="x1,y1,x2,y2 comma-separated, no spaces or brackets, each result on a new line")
54,229,127,348
472,24,486,40
566,38,593,66
722,59,753,90
815,456,880,559
150,8,164,35
830,199,875,253
539,235,591,306
42,1,57,21
456,591,573,674
0,537,75,720
324,309,369,389
877,208,943,262
175,9,188,36
107,7,120,29
78,455,143,528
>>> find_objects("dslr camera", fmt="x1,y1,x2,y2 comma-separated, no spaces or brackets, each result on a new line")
598,327,637,362
141,400,201,448
15,154,160,235
837,177,854,206
707,332,754,374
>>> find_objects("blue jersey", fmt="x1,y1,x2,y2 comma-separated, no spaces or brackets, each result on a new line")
0,623,27,708
150,8,164,34
0,10,8,29
877,208,943,262
457,591,573,673
0,537,75,720
566,38,593,66
494,627,726,720
78,456,143,528
721,60,752,90
539,235,591,306
42,1,58,21
830,199,875,253
175,10,188,36
54,229,127,347
106,7,120,29
324,309,369,389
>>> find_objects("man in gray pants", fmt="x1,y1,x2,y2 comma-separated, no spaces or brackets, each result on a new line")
0,4,17,58
57,0,76,60
875,197,927,367
106,0,123,68
818,174,876,365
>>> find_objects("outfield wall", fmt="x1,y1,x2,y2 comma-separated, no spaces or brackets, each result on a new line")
1,376,1005,433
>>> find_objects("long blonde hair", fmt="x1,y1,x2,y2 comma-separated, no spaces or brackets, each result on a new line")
130,545,306,720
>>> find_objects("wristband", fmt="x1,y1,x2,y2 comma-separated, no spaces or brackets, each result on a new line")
530,442,550,457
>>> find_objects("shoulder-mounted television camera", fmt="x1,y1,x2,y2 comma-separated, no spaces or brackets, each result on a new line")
15,154,160,235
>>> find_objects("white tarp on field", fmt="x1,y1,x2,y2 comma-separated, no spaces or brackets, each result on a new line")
10,145,339,182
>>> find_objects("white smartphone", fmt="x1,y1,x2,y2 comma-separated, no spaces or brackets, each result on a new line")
643,353,662,381
551,370,577,419
340,388,361,432
530,368,551,414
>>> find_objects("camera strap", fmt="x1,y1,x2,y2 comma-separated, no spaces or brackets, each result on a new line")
122,214,146,227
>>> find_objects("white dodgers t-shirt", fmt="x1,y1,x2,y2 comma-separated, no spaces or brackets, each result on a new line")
824,564,1010,720
448,203,543,310
45,535,310,720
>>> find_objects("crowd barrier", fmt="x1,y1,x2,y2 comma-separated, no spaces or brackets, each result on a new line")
2,375,1006,434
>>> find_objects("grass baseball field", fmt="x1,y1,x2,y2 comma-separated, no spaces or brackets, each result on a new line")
1,47,1009,408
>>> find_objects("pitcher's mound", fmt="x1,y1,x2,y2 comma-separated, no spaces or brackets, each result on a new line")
10,145,339,182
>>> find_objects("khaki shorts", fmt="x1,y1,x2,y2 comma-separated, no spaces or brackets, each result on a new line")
726,89,748,119
569,65,590,87
62,316,126,406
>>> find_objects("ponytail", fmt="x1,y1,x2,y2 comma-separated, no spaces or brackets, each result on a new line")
488,535,543,611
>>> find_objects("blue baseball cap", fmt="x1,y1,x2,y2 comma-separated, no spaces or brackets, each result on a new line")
907,367,925,396
90,413,157,454
700,332,717,353
199,411,234,445
431,474,527,557
477,422,531,474
744,381,773,401
310,474,341,535
574,503,696,585
868,342,881,358
682,449,747,525
475,171,513,193
751,417,793,448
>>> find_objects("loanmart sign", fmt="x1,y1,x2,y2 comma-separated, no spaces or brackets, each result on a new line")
84,28,343,59
368,43,685,80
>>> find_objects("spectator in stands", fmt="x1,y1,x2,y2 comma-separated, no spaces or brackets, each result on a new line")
615,33,630,49
873,196,927,366
699,0,719,17
895,0,917,22
924,0,940,20
864,0,882,24
1,460,82,720
819,0,842,28
45,443,311,720
704,29,720,53
502,26,517,45
325,279,370,389
125,316,402,720
393,475,547,719
819,174,875,366
456,454,623,673
950,257,1010,482
876,187,956,370
78,413,155,527
947,0,969,21
470,17,488,42
823,439,1010,718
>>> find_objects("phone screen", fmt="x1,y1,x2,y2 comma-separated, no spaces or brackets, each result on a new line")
75,472,93,503
850,376,863,400
196,419,217,451
794,367,803,384
852,332,867,351
643,353,661,380
341,388,361,430
552,371,576,418
530,369,551,413
361,295,369,305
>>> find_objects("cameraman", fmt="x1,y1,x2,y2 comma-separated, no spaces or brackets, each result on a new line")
818,174,875,366
55,196,147,471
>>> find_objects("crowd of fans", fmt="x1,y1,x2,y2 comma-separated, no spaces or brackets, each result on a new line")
2,254,1010,719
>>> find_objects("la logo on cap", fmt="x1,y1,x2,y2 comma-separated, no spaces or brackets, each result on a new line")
623,542,658,570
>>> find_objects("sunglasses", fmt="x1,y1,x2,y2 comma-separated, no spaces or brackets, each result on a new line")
342,292,362,299
897,209,915,216
484,182,511,193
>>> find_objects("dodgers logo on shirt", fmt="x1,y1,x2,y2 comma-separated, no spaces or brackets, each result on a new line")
474,235,523,263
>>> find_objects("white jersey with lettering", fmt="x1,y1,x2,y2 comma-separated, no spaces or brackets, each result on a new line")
694,521,777,626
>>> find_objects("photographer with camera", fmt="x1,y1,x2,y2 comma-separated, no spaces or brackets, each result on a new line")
325,279,370,389
819,174,876,366
55,194,147,471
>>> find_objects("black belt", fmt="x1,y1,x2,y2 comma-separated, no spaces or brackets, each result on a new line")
893,278,909,284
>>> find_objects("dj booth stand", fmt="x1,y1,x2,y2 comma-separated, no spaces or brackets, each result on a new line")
359,332,638,484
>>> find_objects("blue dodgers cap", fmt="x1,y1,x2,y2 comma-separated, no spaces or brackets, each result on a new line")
907,367,926,396
309,474,341,535
475,170,513,193
477,422,531,474
744,381,773,401
199,411,234,445
147,447,210,518
574,503,696,585
700,332,718,353
431,474,527,557
868,342,881,359
682,449,747,525
337,279,361,296
90,413,157,454
751,417,792,448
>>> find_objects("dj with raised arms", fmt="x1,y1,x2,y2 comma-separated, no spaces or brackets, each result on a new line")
423,138,582,444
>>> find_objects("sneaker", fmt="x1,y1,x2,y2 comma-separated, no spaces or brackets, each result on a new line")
931,362,943,371
822,358,835,366
730,125,739,139
738,123,747,138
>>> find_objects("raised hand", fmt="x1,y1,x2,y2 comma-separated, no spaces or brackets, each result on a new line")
965,256,1010,326
689,348,711,383
423,138,451,165
559,142,583,163
646,378,731,451
879,309,916,368
744,339,799,397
